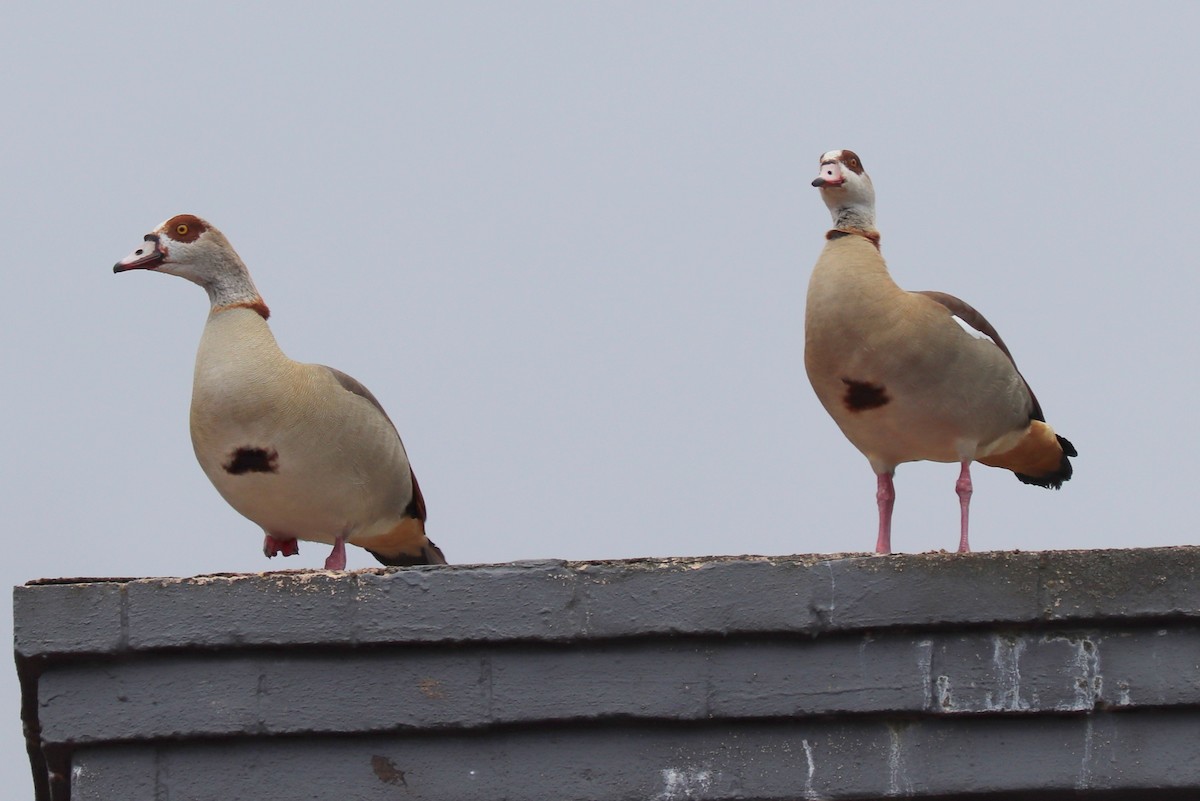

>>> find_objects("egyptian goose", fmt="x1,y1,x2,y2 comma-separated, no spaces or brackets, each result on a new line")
804,150,1076,554
114,215,446,570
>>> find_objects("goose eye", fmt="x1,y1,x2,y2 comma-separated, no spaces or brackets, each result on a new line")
176,224,189,236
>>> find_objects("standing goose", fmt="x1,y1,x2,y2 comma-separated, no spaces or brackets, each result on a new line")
804,151,1075,554
114,214,446,570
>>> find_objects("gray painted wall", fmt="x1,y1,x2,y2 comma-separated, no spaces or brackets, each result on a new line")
15,548,1200,800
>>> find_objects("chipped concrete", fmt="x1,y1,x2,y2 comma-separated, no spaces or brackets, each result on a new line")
657,766,714,800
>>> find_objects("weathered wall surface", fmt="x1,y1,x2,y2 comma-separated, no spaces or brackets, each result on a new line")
14,548,1200,800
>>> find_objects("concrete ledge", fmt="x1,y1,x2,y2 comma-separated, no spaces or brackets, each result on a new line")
15,547,1200,800
67,713,1200,801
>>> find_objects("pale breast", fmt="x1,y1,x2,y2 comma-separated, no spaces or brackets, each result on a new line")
189,309,413,542
804,238,1032,470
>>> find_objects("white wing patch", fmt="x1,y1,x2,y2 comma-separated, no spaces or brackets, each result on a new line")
952,314,996,345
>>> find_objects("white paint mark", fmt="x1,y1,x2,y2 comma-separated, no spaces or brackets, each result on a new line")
1043,634,1102,711
1071,639,1102,710
825,561,836,624
657,766,714,800
801,739,820,800
886,727,912,796
1076,715,1095,789
935,675,954,710
992,635,1028,711
914,639,933,710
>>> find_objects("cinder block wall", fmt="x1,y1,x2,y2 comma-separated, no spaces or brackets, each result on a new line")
14,548,1200,801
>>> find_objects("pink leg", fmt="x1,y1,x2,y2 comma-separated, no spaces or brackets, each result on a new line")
263,535,300,558
324,536,347,570
875,472,895,555
956,461,973,554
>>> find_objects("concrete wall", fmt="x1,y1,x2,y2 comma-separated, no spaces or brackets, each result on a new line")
14,547,1200,800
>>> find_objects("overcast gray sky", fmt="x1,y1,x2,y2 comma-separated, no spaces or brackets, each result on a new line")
3,2,1198,793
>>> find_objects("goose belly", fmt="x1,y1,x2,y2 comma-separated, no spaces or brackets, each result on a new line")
191,402,411,544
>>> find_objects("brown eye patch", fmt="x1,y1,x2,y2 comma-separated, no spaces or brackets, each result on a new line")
162,214,208,243
839,150,865,175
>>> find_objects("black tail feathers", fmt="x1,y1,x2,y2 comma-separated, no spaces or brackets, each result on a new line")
1015,435,1077,490
367,537,448,567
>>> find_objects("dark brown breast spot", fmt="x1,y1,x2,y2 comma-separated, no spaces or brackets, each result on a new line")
224,446,279,475
842,378,890,412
